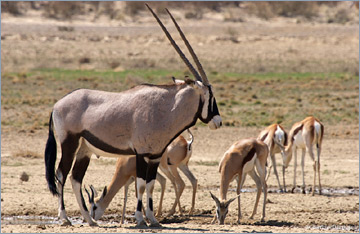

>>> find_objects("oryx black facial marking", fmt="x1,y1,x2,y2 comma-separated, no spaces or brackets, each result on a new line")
199,86,221,123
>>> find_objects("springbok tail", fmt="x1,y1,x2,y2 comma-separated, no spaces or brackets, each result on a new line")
186,129,194,151
45,112,58,195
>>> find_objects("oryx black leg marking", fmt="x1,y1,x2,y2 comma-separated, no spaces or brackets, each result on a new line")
57,134,79,211
72,156,91,211
146,161,160,213
135,155,148,214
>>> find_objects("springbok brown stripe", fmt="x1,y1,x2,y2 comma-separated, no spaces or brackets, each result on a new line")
291,124,303,142
242,147,256,167
260,133,269,142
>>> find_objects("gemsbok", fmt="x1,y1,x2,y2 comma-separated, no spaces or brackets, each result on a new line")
44,4,222,227
210,138,268,225
86,129,196,223
257,124,287,192
277,116,324,195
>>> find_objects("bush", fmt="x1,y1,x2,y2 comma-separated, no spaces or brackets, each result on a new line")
246,2,319,19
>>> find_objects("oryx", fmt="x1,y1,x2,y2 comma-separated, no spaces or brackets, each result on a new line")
45,4,222,227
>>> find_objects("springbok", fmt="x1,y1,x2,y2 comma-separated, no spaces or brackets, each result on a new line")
210,138,268,225
86,129,196,223
44,4,221,227
85,157,166,225
257,124,287,192
278,116,324,195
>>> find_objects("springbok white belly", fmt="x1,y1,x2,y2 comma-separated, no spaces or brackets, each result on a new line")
243,154,257,174
293,131,306,148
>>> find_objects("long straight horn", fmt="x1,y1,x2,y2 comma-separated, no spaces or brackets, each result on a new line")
165,8,210,86
145,4,203,82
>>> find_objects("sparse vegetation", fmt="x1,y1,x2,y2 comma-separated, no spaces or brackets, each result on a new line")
2,69,358,135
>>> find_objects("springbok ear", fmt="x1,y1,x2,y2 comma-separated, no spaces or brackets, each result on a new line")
225,194,240,207
210,192,220,206
101,186,107,199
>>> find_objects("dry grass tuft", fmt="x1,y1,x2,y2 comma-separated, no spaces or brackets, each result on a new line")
13,150,43,159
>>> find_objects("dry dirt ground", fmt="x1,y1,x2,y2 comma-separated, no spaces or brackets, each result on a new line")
1,5,359,233
1,127,359,233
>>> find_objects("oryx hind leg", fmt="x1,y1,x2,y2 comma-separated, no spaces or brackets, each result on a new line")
70,139,97,226
56,133,80,225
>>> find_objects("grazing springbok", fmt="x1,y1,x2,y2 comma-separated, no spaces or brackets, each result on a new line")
86,129,196,223
85,157,166,224
277,116,324,195
210,138,268,225
257,124,288,192
44,4,221,227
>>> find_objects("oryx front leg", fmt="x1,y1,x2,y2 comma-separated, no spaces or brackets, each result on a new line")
135,155,161,227
145,160,161,227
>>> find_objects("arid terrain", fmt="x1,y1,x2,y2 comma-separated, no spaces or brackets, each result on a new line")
1,2,359,233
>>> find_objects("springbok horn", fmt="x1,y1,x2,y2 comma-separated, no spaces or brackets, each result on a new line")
225,193,241,207
84,187,94,204
145,3,203,83
89,185,98,198
165,8,210,86
210,192,220,206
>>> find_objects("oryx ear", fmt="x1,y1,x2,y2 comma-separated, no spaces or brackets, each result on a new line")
185,77,195,86
210,192,220,206
172,76,185,85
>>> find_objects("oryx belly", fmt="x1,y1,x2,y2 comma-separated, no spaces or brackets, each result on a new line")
83,138,128,158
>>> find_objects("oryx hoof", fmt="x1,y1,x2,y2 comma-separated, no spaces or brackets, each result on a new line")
260,218,265,223
279,189,284,193
188,210,194,216
149,222,162,228
302,187,306,194
60,218,72,226
89,221,98,227
291,187,296,193
135,220,148,228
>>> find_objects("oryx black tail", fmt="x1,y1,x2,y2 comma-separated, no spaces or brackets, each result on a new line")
45,111,58,195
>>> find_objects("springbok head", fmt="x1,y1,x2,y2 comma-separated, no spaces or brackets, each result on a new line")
85,185,107,220
146,4,222,130
210,192,238,225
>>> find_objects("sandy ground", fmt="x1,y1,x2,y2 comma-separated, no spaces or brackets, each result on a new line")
1,126,359,233
1,5,359,233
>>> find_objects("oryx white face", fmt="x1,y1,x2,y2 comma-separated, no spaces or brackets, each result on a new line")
196,81,222,130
